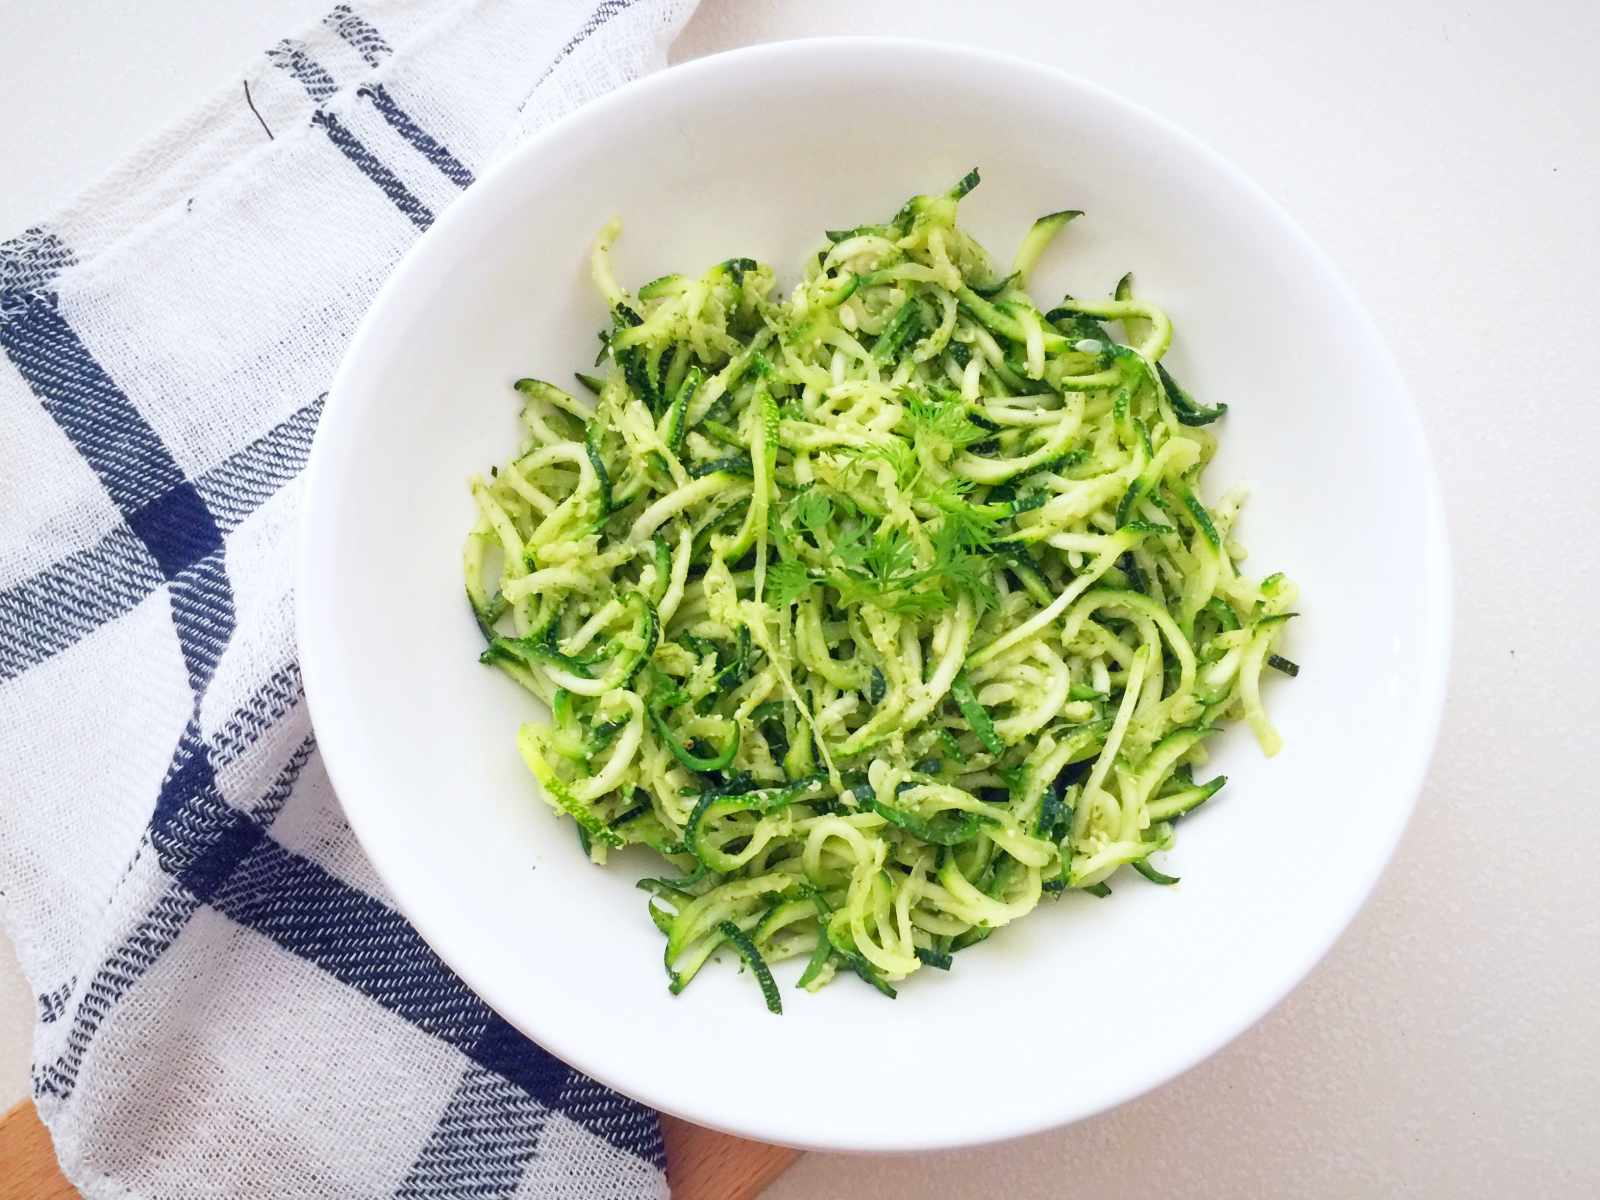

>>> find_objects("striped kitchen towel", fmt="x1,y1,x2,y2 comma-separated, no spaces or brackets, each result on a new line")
0,2,699,1196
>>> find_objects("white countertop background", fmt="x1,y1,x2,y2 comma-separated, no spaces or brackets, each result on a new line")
2,0,1596,1195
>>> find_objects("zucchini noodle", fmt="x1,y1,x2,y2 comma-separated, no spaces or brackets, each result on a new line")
464,171,1299,1011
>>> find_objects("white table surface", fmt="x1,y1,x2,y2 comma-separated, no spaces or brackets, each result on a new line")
2,0,1596,1195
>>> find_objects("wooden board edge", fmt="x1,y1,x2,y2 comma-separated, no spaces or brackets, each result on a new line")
0,1101,77,1200
1,1100,797,1200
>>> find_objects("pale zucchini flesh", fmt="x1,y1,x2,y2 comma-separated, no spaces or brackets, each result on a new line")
464,171,1299,1004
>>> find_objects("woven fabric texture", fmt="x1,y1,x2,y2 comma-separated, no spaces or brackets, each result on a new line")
0,2,700,1196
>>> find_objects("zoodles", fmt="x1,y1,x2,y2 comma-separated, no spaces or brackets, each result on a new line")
463,171,1298,1011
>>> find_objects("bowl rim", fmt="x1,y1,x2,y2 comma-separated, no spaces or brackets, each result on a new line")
297,34,1453,1152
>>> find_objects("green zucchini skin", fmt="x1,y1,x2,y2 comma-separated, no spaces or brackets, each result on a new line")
464,171,1298,1007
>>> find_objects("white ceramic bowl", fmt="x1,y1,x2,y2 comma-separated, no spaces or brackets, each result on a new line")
299,38,1450,1152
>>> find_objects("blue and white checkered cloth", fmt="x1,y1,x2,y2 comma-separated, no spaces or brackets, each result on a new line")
0,2,700,1195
